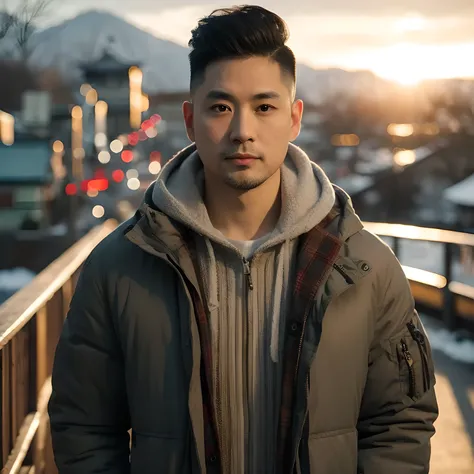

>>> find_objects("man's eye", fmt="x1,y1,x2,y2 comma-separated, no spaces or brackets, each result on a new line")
211,104,229,113
258,104,274,112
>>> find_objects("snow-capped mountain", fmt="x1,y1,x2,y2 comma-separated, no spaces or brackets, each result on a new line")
1,9,392,101
28,10,190,92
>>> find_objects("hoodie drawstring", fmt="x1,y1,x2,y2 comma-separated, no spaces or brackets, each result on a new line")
270,240,290,363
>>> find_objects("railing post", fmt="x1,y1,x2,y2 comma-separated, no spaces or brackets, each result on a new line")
443,243,456,331
1,345,11,466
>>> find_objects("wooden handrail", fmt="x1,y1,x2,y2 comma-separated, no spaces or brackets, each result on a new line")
364,221,474,329
363,221,474,247
1,219,118,473
0,220,117,350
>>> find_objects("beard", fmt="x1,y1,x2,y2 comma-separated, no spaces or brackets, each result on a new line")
223,173,268,190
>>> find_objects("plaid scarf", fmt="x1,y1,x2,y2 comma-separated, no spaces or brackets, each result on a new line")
185,207,342,473
276,208,342,473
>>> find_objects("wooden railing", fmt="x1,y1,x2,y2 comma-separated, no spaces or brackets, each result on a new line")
0,220,116,474
0,218,473,473
364,222,474,330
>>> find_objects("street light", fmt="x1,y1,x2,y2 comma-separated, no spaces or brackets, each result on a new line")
71,105,84,180
129,66,143,129
95,100,108,134
0,110,14,145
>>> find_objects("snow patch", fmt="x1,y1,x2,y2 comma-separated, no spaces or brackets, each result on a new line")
0,268,36,292
426,327,474,365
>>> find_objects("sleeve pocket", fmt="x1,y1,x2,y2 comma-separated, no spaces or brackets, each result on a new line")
393,319,435,402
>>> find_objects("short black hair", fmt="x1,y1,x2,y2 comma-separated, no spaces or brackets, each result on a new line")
188,5,296,94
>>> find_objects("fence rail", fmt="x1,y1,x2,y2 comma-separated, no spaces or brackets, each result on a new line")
0,220,116,473
364,222,474,329
0,219,473,473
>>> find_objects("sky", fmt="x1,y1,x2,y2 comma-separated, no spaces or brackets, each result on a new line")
7,0,474,84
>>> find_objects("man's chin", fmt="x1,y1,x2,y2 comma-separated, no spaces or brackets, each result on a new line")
223,173,266,191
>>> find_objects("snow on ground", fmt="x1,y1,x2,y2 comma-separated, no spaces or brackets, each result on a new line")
0,268,36,304
421,314,474,365
381,237,474,287
0,268,35,291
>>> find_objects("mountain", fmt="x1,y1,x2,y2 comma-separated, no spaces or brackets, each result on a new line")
29,10,190,92
5,9,391,101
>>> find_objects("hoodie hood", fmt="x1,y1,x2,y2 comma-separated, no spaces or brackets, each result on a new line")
152,142,336,252
150,143,337,364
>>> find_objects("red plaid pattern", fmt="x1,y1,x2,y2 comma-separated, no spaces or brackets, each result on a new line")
277,209,342,473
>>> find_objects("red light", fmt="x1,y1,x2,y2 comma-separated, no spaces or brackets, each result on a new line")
88,178,109,192
121,150,134,163
80,180,90,192
94,168,106,179
65,183,77,195
150,151,161,162
138,130,147,141
150,114,161,124
141,120,153,130
112,170,125,182
128,132,139,146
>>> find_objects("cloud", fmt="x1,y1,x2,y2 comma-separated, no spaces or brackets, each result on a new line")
32,1,474,75
87,0,474,18
46,0,474,20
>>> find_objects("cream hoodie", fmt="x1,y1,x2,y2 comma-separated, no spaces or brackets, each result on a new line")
152,142,335,474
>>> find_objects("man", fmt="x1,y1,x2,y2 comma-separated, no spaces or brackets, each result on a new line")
49,5,438,474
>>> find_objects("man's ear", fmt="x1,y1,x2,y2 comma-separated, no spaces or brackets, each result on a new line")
289,99,304,142
182,101,195,142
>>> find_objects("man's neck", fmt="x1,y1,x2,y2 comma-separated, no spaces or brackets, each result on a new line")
204,171,282,241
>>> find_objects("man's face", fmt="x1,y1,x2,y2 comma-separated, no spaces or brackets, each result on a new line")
183,56,303,191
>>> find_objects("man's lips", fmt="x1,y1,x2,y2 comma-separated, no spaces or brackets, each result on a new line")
226,154,259,165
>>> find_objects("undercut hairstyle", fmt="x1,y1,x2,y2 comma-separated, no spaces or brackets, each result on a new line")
188,5,296,95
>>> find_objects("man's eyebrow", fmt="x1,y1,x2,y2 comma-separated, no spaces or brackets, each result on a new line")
205,90,281,101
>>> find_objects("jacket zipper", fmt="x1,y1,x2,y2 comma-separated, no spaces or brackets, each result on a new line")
407,321,430,392
292,264,353,471
400,339,416,398
332,263,354,284
293,374,310,472
242,257,254,290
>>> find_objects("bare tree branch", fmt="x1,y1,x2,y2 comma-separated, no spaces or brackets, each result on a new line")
0,0,52,59
0,0,15,41
16,0,52,60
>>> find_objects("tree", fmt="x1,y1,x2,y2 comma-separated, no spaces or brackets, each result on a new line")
0,0,52,60
0,12,15,41
15,0,51,60
0,59,37,111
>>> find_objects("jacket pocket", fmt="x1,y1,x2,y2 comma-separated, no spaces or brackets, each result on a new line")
396,320,434,401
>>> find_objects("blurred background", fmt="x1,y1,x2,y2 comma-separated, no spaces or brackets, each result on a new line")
0,1,473,473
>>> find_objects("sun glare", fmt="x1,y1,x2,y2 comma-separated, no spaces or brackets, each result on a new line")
394,15,427,33
359,43,427,86
359,42,474,86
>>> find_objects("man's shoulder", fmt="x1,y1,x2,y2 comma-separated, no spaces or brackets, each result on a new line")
346,227,411,298
347,227,400,272
83,218,145,273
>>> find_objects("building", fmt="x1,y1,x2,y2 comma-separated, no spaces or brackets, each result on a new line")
443,174,474,231
0,139,55,230
79,49,141,139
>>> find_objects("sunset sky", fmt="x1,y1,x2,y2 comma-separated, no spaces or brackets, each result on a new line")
10,0,474,84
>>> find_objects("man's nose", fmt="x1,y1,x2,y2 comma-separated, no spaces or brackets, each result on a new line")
229,110,255,143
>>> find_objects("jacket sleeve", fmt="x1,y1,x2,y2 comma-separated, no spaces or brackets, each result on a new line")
357,249,439,474
48,251,131,473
